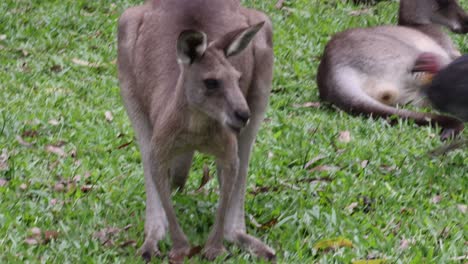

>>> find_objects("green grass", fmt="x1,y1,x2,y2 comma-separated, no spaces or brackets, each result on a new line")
1,0,467,263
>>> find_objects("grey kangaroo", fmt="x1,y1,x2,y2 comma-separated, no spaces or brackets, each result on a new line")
117,0,274,262
317,0,468,138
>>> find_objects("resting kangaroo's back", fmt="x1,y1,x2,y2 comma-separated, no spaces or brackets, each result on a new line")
317,0,468,137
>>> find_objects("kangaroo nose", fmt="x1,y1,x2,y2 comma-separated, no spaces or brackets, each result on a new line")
235,109,251,124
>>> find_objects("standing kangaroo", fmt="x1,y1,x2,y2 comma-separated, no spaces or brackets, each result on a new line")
317,0,468,138
117,0,274,262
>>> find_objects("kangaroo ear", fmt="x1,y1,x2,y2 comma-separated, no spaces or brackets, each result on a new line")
224,21,264,57
177,30,207,64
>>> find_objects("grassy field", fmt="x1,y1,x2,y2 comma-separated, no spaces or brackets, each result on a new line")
1,0,467,263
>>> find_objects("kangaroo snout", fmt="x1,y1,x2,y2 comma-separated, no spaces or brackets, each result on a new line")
226,107,251,133
234,109,251,124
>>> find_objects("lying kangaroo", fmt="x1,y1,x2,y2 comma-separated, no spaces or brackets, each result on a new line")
317,0,468,138
117,0,274,262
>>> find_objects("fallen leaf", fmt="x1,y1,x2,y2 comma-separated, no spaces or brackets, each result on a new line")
24,237,39,245
54,183,66,192
275,0,285,9
278,180,301,191
104,240,115,247
30,227,41,236
72,58,100,68
48,160,60,170
352,260,387,264
25,227,42,246
25,228,59,245
119,240,137,248
0,150,8,171
268,151,274,159
22,130,39,138
400,207,414,215
297,176,333,184
20,183,28,190
73,175,82,182
93,227,121,245
349,8,372,16
16,135,33,147
457,204,467,214
18,49,29,57
439,226,450,239
338,131,352,143
105,111,113,122
380,164,397,173
50,65,63,73
260,218,278,230
0,178,8,187
45,145,66,157
80,185,93,193
248,214,262,228
451,256,468,261
249,185,279,195
48,119,60,126
304,155,326,169
399,238,412,250
293,101,321,108
50,199,59,206
360,195,375,213
366,252,381,260
20,62,30,72
195,164,212,193
44,230,59,243
431,195,442,204
117,141,133,150
309,165,340,173
53,141,67,147
0,34,6,41
67,182,77,192
346,202,359,214
360,160,369,168
314,237,353,251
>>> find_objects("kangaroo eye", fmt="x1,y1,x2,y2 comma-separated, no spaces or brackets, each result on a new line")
204,79,220,90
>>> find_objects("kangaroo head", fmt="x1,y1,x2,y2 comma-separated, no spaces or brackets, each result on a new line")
176,22,264,133
400,0,468,33
431,0,468,33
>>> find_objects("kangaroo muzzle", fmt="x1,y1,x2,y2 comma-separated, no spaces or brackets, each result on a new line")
225,106,251,133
